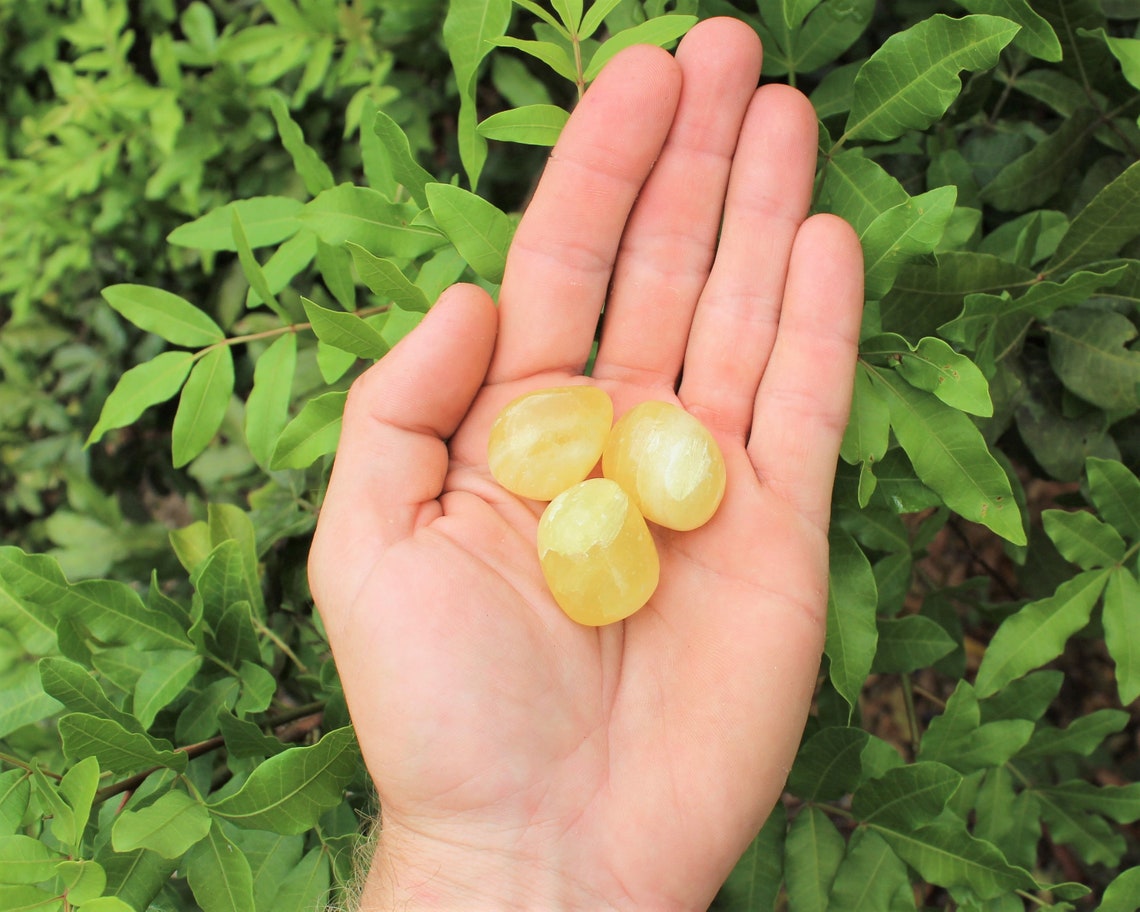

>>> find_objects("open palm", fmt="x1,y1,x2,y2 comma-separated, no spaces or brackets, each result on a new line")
309,18,863,910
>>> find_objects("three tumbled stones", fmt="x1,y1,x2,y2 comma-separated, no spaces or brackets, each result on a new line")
487,386,726,626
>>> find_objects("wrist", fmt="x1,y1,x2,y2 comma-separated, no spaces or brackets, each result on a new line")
355,817,651,912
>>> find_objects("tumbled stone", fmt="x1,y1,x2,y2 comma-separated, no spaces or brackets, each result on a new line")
537,478,659,626
602,400,726,531
487,386,613,501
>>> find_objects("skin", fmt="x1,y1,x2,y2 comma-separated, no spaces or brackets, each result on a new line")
308,17,864,911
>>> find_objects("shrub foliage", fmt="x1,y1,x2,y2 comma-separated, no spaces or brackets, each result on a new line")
1,0,1139,909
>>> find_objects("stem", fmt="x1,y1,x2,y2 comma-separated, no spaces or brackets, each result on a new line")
0,753,56,779
92,702,327,806
572,30,585,101
253,618,310,674
194,304,390,362
901,674,922,756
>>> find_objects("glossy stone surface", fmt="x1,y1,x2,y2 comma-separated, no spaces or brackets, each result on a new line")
602,400,726,531
537,478,659,626
487,386,613,501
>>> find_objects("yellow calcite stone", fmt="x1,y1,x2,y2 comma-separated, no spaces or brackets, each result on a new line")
602,400,726,531
537,478,659,626
487,386,613,501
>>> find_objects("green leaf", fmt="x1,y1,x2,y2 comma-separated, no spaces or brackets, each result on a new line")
551,0,583,31
1099,866,1140,912
953,0,1061,59
0,548,192,652
218,712,288,759
267,93,334,197
133,651,203,728
492,36,578,82
346,243,431,313
37,657,141,734
718,802,785,912
981,109,1097,212
844,15,1020,142
1046,308,1140,411
0,885,61,910
853,761,962,829
245,332,297,470
299,185,445,259
1079,27,1140,91
102,286,224,347
1037,790,1125,867
302,296,389,360
861,187,958,299
371,110,434,208
821,149,909,236
1104,568,1140,705
425,182,515,284
477,104,569,146
0,835,61,884
1018,708,1130,761
1048,160,1140,273
111,790,211,859
825,529,878,710
168,197,304,251
839,367,890,489
208,726,358,833
191,538,260,630
781,0,876,76
0,770,31,836
979,670,1063,722
0,665,61,741
870,367,1025,544
784,806,844,912
443,0,513,189
1042,509,1127,570
974,767,1041,870
580,0,625,37
58,713,186,775
231,210,285,322
864,333,992,416
872,615,956,673
86,351,195,446
185,821,256,912
876,822,1033,901
828,830,915,911
245,230,317,310
266,846,330,912
940,266,1127,374
1041,780,1140,824
788,726,870,801
1087,458,1140,540
584,15,697,81
882,251,1036,341
919,681,1035,772
975,569,1112,698
172,347,235,468
270,390,346,470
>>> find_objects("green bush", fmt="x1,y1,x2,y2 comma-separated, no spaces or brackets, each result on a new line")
1,0,1139,909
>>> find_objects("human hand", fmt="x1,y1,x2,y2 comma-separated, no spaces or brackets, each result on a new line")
308,16,863,911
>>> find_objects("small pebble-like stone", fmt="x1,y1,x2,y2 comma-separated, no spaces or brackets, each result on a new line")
602,400,726,531
487,386,613,501
537,478,659,626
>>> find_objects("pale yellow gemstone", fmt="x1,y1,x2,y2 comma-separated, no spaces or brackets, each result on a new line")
602,400,726,531
487,386,613,501
537,478,659,626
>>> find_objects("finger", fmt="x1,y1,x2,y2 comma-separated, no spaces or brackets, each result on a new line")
487,44,682,384
592,18,762,389
677,84,819,438
309,284,498,612
749,214,864,530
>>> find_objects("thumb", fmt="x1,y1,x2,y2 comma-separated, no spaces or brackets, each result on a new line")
309,283,498,614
